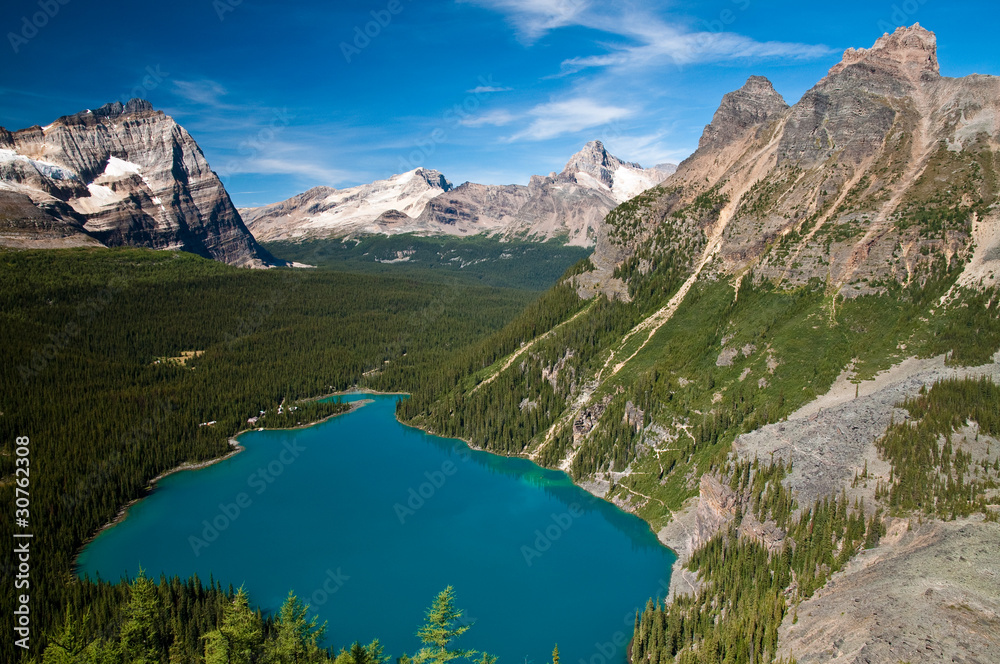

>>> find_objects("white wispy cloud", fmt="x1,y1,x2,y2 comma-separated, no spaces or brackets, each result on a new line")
559,28,834,74
601,131,692,168
508,98,634,141
467,85,514,94
235,157,353,184
171,80,235,109
459,0,591,43
464,0,834,70
459,109,517,127
211,138,353,185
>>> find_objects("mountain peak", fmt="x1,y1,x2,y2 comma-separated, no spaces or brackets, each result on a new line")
562,140,642,176
409,167,453,193
829,24,939,80
740,75,779,96
91,98,155,119
697,76,788,151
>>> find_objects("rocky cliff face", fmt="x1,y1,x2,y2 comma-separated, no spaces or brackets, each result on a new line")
243,141,674,247
596,24,1000,298
0,99,274,267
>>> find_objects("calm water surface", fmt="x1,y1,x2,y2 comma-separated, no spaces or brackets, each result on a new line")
77,394,675,664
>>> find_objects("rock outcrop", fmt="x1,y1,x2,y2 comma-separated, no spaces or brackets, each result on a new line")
0,99,274,267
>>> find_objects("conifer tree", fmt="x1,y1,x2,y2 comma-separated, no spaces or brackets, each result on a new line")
203,587,263,664
120,569,162,664
412,587,495,664
269,591,327,663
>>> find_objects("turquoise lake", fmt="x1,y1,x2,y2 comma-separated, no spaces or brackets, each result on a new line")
77,394,676,664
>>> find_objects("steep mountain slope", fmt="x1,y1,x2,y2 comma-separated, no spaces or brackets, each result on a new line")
242,141,673,246
599,24,1000,298
0,99,274,267
399,25,1000,663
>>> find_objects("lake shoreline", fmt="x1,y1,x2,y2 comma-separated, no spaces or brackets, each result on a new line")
75,398,371,574
397,414,679,555
78,390,676,663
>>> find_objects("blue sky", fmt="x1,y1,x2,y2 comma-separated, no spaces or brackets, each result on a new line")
1,0,997,207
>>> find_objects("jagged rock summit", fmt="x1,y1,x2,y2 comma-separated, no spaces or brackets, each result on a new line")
559,140,675,203
0,99,275,267
698,75,789,152
829,23,939,81
586,24,1000,302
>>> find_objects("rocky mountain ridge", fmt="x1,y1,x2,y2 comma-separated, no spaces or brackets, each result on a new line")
0,99,274,267
594,24,999,302
242,140,674,246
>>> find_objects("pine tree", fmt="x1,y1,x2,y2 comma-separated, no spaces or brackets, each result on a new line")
203,587,263,664
412,587,494,664
269,591,327,663
119,569,162,664
40,608,98,664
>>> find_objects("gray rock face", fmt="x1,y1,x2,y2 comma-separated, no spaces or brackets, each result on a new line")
777,27,939,167
697,75,790,153
0,99,274,267
595,24,1000,298
416,182,531,228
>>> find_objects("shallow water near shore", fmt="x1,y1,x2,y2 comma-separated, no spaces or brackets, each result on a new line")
77,394,675,664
